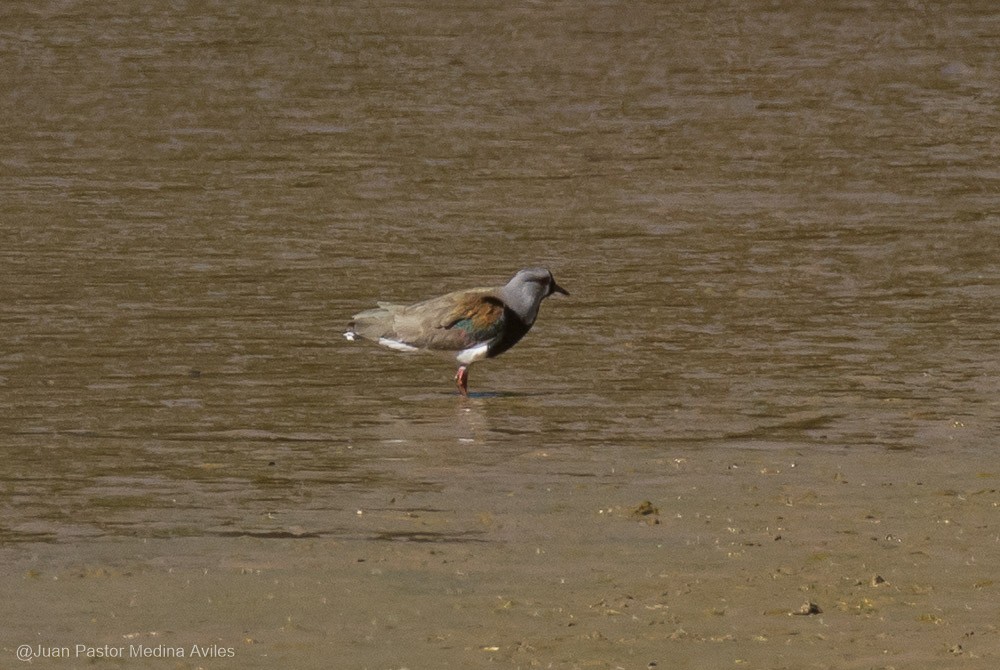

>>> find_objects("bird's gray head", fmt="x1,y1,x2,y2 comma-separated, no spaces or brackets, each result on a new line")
499,267,569,324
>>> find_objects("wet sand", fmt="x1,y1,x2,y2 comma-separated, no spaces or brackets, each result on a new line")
5,439,1000,668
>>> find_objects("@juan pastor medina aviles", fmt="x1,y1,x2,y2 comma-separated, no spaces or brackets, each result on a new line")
17,643,236,660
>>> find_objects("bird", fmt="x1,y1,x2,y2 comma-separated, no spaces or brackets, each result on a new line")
344,267,568,396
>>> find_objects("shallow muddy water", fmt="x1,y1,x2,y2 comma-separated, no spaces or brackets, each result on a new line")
2,1,999,668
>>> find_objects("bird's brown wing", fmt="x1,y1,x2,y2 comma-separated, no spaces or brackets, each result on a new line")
388,289,506,351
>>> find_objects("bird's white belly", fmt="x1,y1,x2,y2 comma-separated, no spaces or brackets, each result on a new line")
377,337,419,352
456,342,490,365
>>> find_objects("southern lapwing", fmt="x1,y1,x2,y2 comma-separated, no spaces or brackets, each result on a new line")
344,268,568,396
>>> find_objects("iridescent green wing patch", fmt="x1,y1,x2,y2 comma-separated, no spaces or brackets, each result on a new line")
445,296,506,344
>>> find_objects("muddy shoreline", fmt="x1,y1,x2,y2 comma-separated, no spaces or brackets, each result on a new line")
5,442,998,668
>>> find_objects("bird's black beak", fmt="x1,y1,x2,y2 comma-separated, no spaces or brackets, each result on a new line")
550,280,569,297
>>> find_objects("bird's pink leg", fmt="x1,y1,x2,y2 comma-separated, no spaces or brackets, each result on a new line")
454,366,469,397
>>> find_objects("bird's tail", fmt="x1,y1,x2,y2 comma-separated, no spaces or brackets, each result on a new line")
344,303,400,342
